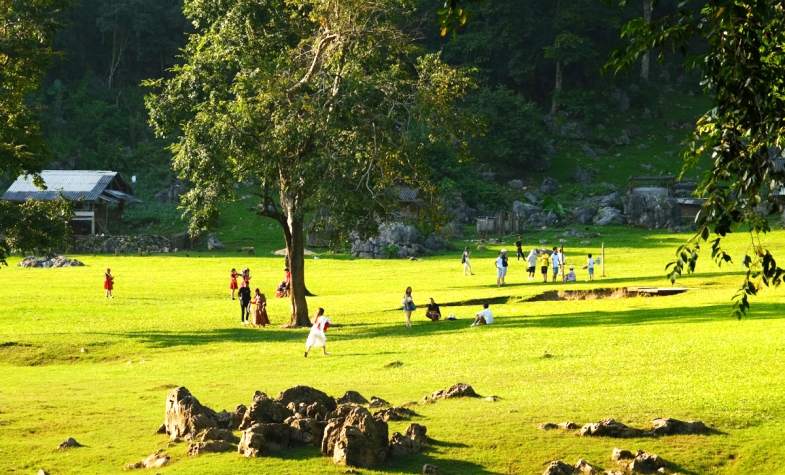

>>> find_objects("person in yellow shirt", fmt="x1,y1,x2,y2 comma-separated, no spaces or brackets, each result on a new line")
538,252,550,283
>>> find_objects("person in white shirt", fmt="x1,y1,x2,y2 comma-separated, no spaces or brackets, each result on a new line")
495,250,508,287
551,247,561,282
471,303,494,326
584,253,595,281
526,249,537,279
304,308,331,357
462,247,474,276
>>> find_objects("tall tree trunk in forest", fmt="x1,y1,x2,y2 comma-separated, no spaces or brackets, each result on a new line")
551,59,562,115
641,0,653,81
280,188,311,327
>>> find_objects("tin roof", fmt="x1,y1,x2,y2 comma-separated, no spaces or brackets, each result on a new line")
2,170,138,203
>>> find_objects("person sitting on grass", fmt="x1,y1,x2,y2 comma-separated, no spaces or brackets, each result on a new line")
471,303,494,326
275,267,291,298
539,251,550,283
425,298,441,321
565,266,577,282
304,308,330,357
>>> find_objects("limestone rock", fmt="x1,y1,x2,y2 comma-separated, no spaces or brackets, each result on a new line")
337,391,369,405
612,448,635,461
207,233,224,251
593,207,625,226
238,422,291,457
58,437,82,450
650,417,709,436
164,386,219,441
542,460,575,475
240,391,291,429
126,450,170,469
368,396,390,408
322,406,389,468
629,450,667,473
389,423,428,457
540,177,560,194
579,419,646,438
574,458,599,474
287,417,326,445
277,386,337,412
187,439,235,456
373,406,417,422
424,383,479,402
422,464,441,474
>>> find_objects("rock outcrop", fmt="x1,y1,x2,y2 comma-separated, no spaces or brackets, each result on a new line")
322,405,389,468
164,386,220,441
424,383,479,402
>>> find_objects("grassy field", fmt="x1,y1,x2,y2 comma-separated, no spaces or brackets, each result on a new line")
1,225,785,474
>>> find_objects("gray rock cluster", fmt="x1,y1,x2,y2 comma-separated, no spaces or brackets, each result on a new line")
543,448,669,474
351,222,448,259
72,234,173,254
145,385,435,470
538,417,712,438
623,187,681,229
19,256,85,268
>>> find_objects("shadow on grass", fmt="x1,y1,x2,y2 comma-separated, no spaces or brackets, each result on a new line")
245,442,495,474
108,302,785,349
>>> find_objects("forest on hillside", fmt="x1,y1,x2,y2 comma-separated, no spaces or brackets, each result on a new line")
32,0,700,206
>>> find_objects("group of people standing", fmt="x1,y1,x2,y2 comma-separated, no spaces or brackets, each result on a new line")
231,268,270,327
487,236,597,286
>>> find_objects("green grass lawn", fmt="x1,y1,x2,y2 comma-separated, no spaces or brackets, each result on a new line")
1,226,785,474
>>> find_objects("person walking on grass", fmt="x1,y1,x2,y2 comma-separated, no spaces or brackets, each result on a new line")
104,268,114,298
515,235,523,261
229,268,239,300
462,247,474,275
551,247,561,283
470,303,494,326
584,253,595,281
252,289,270,327
496,249,509,287
238,284,252,324
304,308,330,357
539,251,550,283
526,249,537,280
402,286,416,328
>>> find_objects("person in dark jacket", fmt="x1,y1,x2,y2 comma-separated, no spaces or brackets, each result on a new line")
425,297,441,321
238,285,252,324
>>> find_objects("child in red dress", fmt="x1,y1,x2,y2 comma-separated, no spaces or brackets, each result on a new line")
229,268,239,299
104,268,114,298
242,267,251,288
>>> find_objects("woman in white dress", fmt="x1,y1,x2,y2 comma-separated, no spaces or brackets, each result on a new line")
304,308,330,357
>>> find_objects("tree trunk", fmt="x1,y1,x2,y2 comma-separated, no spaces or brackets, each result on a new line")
281,193,311,327
550,59,562,115
641,0,653,81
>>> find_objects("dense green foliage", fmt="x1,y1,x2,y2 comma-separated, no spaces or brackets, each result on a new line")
0,0,72,263
611,0,785,316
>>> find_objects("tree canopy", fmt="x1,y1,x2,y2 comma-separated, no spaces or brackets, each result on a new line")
610,0,785,316
0,0,71,265
146,0,475,325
